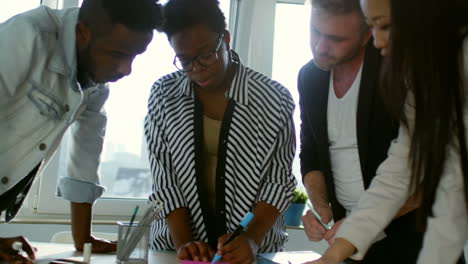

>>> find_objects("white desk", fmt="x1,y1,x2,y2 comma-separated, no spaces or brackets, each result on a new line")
33,242,321,264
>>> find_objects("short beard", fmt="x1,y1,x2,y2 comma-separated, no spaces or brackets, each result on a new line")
313,32,368,71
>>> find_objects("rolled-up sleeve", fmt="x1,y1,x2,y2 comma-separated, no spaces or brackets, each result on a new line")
257,91,297,214
57,86,109,204
145,81,186,219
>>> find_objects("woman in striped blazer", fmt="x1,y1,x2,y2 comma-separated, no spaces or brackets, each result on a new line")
143,0,297,263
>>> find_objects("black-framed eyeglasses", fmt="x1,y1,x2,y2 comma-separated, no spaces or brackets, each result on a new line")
173,33,225,72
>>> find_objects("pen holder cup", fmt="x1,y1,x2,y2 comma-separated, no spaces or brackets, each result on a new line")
116,222,150,264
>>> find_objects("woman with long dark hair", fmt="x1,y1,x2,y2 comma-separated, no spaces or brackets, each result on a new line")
306,0,468,263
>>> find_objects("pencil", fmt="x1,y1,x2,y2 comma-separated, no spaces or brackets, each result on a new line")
122,206,139,247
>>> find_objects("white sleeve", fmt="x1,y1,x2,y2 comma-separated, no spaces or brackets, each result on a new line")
335,101,415,260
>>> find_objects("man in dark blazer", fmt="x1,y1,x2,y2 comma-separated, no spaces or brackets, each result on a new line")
298,0,423,263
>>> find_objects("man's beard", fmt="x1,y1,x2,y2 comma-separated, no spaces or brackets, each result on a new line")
312,39,366,71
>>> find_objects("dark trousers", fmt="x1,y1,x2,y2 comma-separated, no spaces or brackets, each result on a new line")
0,164,40,222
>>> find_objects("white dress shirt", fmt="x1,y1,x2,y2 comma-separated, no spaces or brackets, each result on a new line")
327,64,364,213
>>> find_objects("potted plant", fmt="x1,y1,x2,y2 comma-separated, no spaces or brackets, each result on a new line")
285,188,308,226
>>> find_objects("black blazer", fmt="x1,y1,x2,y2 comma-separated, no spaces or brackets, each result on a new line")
298,43,424,263
298,43,397,220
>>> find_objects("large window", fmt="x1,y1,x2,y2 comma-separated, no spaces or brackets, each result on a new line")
32,0,233,217
230,0,311,187
92,32,173,200
12,0,312,219
272,2,312,186
99,0,231,200
0,1,40,23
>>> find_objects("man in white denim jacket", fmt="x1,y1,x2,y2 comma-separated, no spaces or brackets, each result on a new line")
0,0,162,262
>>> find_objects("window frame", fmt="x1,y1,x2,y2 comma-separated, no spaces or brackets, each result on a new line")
278,0,306,4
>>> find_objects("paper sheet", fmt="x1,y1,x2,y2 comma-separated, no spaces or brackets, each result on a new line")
267,251,321,264
180,256,279,264
180,261,229,264
34,256,85,264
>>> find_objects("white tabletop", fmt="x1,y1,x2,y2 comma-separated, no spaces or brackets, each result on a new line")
33,242,321,264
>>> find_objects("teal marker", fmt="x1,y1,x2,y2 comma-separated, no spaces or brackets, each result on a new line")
123,205,140,244
307,203,332,230
211,212,255,264
129,205,139,226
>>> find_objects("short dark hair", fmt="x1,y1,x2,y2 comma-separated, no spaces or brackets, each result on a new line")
162,0,226,38
311,0,367,32
311,0,363,16
79,0,163,35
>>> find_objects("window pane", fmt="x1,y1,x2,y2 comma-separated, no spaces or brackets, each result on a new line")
99,32,173,199
272,3,311,187
0,1,40,23
77,0,230,21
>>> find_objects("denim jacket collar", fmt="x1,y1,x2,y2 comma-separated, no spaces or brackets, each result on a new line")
47,8,79,84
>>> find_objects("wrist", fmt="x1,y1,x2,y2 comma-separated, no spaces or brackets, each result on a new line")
241,231,260,249
326,238,356,262
305,190,329,209
239,232,259,255
312,202,331,209
70,202,93,250
73,235,93,251
175,239,194,251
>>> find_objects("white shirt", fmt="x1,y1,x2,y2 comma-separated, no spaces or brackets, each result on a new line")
327,64,364,212
336,37,468,263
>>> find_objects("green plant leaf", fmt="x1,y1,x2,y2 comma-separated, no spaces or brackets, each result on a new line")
291,188,308,204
